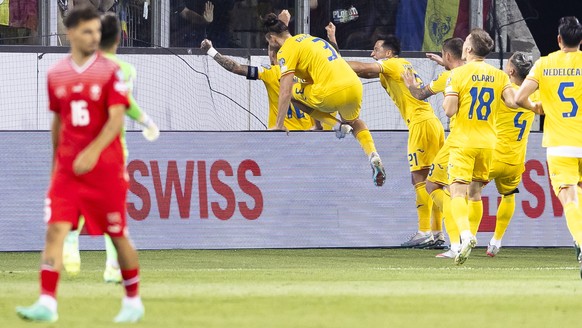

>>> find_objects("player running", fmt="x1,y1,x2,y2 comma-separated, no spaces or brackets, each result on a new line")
402,37,465,256
516,16,582,277
262,13,386,186
481,52,539,257
443,28,517,265
347,35,445,246
16,6,144,323
61,13,160,284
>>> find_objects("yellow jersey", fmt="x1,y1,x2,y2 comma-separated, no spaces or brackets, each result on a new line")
494,85,539,165
527,50,582,148
277,34,360,96
428,70,450,95
377,57,437,126
445,60,512,149
257,64,313,131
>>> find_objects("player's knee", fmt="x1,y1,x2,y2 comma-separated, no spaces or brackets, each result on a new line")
411,169,429,185
426,181,441,194
347,118,367,135
45,223,71,243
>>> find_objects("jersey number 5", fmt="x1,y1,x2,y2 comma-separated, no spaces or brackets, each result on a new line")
312,38,338,62
71,100,90,127
468,87,494,121
558,82,578,118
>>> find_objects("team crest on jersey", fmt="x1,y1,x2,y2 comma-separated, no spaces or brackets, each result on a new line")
90,84,102,101
55,86,66,99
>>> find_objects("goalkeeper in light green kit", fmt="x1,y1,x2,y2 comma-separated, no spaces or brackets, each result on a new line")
62,12,160,283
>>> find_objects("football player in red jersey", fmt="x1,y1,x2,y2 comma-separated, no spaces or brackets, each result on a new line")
16,6,144,323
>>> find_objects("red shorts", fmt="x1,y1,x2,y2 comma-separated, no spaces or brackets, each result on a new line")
45,172,129,237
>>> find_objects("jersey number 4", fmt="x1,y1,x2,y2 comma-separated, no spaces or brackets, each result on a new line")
468,87,494,121
71,100,90,126
513,112,527,141
558,82,578,118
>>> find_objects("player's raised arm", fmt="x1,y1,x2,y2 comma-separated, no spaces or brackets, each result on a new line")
326,22,339,52
202,39,249,76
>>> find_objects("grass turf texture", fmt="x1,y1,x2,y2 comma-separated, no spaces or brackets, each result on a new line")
1,248,582,327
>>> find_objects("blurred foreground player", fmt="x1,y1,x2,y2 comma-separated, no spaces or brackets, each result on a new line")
16,6,144,323
62,12,160,284
516,16,582,277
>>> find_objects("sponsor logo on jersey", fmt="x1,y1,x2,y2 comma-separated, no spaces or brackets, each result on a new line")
90,84,101,101
72,83,84,93
55,86,67,99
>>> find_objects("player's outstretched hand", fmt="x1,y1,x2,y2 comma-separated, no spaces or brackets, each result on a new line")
204,2,214,23
532,102,544,115
326,22,336,41
278,10,291,26
201,39,213,51
142,123,160,142
73,148,99,175
401,69,418,88
426,53,445,66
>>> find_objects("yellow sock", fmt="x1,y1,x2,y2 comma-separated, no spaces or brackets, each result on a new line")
307,110,340,127
493,194,515,241
442,191,460,245
432,202,443,232
415,182,432,232
354,130,377,157
564,202,582,245
451,196,470,232
468,200,483,235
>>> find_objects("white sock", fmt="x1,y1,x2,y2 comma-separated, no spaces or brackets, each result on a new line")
490,238,502,248
123,296,143,308
38,295,57,313
451,243,461,253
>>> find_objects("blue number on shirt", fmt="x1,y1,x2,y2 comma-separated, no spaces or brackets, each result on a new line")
558,82,578,118
287,105,305,119
513,112,527,141
312,37,338,62
468,87,494,121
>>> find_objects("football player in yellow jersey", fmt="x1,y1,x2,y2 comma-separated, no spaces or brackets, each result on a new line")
262,13,386,186
347,35,445,247
403,38,466,257
516,16,582,277
443,28,517,265
201,40,313,130
482,52,539,257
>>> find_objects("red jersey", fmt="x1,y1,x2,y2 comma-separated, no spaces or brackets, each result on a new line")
47,52,130,184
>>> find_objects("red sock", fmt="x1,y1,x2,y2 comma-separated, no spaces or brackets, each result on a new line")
40,266,59,298
121,268,139,297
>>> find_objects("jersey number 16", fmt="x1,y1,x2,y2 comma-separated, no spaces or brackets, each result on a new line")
71,100,90,127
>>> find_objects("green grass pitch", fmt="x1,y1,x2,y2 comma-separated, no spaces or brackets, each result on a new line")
1,248,582,327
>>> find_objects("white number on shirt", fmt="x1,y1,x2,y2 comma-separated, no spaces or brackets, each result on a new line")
71,100,90,126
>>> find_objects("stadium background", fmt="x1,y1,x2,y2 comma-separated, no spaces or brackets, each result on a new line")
0,0,579,250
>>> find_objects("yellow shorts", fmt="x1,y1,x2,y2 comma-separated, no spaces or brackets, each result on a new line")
448,147,493,184
427,141,450,186
547,155,582,196
488,160,524,195
408,118,445,172
293,83,363,121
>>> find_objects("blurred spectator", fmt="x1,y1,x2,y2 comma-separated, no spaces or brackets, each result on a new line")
57,0,117,46
170,0,214,47
0,0,39,45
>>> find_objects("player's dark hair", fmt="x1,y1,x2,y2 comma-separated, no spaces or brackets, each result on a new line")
100,13,120,49
442,37,463,59
469,28,494,57
509,52,533,80
558,16,582,47
64,5,100,29
263,13,289,36
378,35,401,55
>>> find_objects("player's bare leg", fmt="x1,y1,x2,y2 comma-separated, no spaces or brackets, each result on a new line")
402,170,434,248
111,236,144,323
17,222,72,323
450,182,477,265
